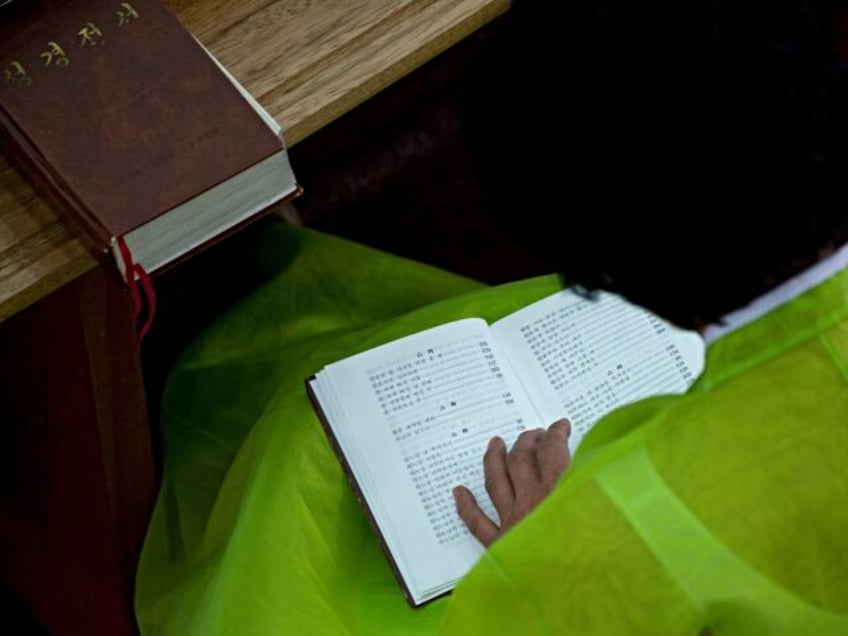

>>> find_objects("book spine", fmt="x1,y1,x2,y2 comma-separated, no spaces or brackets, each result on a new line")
0,104,125,282
304,378,419,607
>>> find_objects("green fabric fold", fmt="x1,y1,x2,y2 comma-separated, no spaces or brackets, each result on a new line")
136,222,848,635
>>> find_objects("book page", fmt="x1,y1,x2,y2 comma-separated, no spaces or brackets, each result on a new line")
492,290,706,453
312,318,545,604
197,38,284,136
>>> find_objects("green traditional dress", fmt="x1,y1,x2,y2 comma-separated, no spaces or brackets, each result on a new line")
135,222,848,635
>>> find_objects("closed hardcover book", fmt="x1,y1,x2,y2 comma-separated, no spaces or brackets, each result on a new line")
0,0,299,283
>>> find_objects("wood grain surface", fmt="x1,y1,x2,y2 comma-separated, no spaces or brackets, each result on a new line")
0,0,509,321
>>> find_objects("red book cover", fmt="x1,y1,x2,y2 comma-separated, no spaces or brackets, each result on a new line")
0,0,296,277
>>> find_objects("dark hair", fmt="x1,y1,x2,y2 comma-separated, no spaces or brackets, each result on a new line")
463,0,848,326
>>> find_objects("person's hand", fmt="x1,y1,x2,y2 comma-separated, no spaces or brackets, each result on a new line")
453,418,572,546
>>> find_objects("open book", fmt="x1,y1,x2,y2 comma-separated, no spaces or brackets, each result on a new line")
306,288,705,607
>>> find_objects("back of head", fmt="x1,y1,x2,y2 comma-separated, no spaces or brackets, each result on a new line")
463,0,848,327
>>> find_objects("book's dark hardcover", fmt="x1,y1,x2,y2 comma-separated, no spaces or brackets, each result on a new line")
0,0,289,272
306,376,451,609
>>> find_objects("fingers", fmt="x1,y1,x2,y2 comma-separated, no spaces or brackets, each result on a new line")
537,418,572,487
507,428,545,499
453,485,500,546
455,420,572,548
483,436,514,520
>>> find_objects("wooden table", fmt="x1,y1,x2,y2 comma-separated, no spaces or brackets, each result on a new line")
0,1,508,633
0,0,509,321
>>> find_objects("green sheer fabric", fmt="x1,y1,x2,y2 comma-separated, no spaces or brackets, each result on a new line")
136,222,848,635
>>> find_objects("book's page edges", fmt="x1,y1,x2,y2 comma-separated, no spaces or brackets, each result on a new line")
305,376,452,609
197,37,283,138
120,184,303,283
